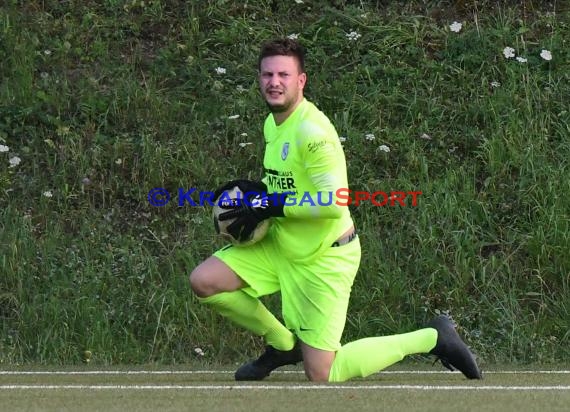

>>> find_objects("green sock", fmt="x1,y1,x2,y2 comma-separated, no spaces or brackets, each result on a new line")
198,290,295,351
328,328,438,382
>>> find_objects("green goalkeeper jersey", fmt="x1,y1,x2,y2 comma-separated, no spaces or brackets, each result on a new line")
262,98,354,262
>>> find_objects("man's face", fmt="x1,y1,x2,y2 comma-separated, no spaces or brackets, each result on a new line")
259,55,306,116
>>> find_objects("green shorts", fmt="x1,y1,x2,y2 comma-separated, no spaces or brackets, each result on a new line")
213,234,361,351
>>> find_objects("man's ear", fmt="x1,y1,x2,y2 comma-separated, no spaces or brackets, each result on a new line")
298,72,307,89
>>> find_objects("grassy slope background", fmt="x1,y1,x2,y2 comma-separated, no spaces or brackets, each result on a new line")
0,0,568,367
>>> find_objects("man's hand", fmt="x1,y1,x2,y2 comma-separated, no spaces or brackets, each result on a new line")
218,191,285,222
212,179,286,241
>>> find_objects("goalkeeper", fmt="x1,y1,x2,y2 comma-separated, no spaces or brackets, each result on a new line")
190,38,482,382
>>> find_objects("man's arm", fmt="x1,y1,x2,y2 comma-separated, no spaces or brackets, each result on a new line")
282,137,347,219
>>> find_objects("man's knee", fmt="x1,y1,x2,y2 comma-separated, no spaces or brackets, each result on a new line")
189,257,245,298
189,266,211,297
301,343,335,382
304,363,332,382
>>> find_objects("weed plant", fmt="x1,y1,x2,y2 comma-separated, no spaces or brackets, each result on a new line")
0,1,568,366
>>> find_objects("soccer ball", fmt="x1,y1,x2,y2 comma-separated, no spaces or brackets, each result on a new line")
212,185,271,247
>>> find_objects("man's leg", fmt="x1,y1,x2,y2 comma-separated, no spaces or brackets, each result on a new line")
191,254,296,351
190,245,302,380
327,316,482,381
304,318,481,382
281,237,481,382
326,328,437,381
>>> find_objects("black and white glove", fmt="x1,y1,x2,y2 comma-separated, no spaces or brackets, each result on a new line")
213,179,286,241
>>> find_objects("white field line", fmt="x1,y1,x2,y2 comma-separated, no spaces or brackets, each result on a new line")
1,384,570,391
0,370,569,375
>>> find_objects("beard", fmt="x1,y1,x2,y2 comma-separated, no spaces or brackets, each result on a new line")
263,89,298,114
265,100,290,113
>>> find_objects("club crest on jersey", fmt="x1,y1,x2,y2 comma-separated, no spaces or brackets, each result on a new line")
281,142,289,160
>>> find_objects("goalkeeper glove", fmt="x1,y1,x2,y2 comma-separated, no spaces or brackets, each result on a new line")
213,179,286,241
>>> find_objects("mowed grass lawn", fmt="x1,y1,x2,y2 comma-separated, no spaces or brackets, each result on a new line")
1,366,570,412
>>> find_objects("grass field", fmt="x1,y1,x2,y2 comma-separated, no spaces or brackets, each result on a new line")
2,366,570,412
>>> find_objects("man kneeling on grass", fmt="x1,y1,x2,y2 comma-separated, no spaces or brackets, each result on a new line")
190,38,482,382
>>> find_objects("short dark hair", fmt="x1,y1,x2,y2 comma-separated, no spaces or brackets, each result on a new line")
258,38,306,73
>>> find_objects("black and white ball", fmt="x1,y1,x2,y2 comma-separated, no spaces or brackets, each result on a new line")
212,186,271,247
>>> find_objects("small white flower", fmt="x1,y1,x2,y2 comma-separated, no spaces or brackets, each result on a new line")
420,133,432,140
194,347,205,356
228,114,240,119
503,46,515,59
8,156,21,168
346,31,362,41
294,0,303,4
491,81,501,88
40,72,49,79
378,144,390,153
365,133,375,141
240,132,248,137
540,49,552,61
115,158,123,165
449,21,462,33
43,190,53,198
339,136,347,143
214,67,226,75
516,56,528,63
0,144,9,152
44,50,52,55
287,33,299,40
238,142,253,148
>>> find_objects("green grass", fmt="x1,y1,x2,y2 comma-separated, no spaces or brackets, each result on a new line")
2,367,570,412
0,1,569,366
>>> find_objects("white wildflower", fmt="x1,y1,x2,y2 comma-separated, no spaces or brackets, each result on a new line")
40,72,49,79
43,190,53,198
228,114,240,120
287,33,299,40
378,144,390,153
115,158,123,165
240,132,248,137
449,21,462,33
214,67,226,75
420,133,432,140
8,156,21,168
0,144,9,152
516,56,528,63
239,142,253,148
339,136,347,143
346,31,362,41
294,0,303,3
503,47,515,59
540,49,552,61
44,50,52,55
490,81,501,88
365,133,375,141
194,347,205,356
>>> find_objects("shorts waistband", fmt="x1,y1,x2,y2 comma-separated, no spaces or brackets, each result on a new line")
331,230,357,247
